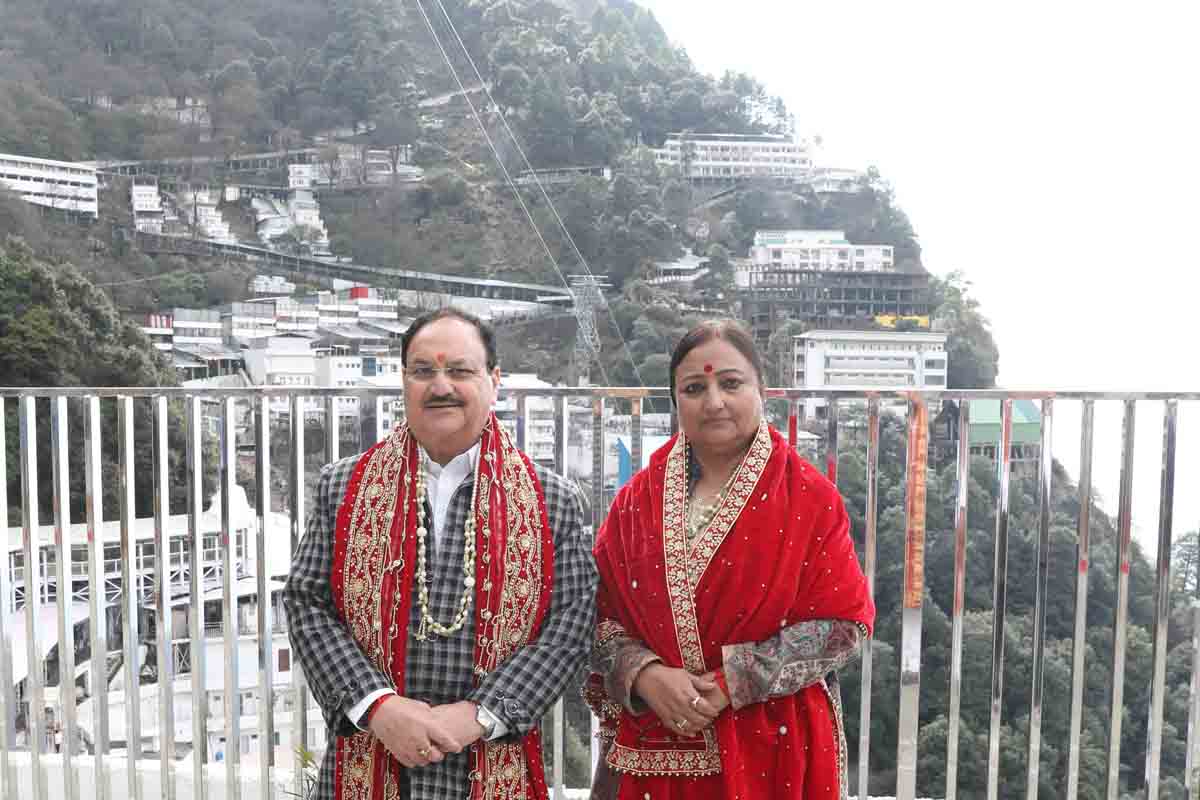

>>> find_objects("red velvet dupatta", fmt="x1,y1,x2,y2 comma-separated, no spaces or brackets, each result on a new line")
329,415,554,800
591,422,874,800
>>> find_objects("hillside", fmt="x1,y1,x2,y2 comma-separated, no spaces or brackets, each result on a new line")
0,0,829,287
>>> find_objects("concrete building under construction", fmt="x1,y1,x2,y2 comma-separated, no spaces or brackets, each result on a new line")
735,229,934,346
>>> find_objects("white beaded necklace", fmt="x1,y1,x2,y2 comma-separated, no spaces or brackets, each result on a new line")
412,449,480,640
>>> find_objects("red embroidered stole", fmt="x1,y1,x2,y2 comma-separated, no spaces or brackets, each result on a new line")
329,415,555,800
592,423,875,799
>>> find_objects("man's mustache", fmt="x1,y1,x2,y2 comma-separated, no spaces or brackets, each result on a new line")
425,395,463,407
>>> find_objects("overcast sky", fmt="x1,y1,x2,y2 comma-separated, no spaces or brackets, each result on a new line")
640,1,1200,550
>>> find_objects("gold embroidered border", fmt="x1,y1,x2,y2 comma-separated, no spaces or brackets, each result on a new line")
339,733,379,800
491,423,545,667
821,677,849,800
342,429,407,671
337,430,411,800
482,741,531,799
475,422,547,800
686,421,772,587
643,422,772,779
607,733,723,777
660,436,704,674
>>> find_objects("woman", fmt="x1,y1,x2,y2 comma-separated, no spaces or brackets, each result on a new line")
585,320,875,800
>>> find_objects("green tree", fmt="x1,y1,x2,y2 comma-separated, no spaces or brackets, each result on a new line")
931,271,1001,389
0,238,220,524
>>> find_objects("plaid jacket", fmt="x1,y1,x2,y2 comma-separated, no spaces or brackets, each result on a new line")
283,447,597,800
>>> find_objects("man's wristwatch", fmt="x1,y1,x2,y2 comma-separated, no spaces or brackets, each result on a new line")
475,704,498,740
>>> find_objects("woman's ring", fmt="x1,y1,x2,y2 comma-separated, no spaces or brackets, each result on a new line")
417,747,430,758
690,696,701,709
676,719,687,730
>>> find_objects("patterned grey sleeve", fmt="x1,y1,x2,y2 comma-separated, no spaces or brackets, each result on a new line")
591,633,659,715
721,620,866,711
283,457,395,737
468,469,599,736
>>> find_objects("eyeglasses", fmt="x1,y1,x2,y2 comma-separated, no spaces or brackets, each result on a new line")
405,363,484,382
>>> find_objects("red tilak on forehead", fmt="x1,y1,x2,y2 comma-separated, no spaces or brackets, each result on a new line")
703,364,714,373
435,353,446,365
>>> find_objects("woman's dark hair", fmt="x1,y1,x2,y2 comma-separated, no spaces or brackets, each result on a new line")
401,307,498,370
668,319,766,405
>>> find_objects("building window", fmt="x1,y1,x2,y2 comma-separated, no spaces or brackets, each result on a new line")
278,648,291,672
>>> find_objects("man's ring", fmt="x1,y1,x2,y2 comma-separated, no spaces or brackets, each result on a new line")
690,696,701,709
417,747,430,758
676,719,687,730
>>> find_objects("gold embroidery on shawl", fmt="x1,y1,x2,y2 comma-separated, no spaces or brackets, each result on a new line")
337,428,410,800
337,421,548,800
686,421,772,586
475,422,547,800
606,421,772,778
608,733,722,777
821,677,850,800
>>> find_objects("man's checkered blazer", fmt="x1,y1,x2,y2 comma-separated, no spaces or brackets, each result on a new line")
283,447,598,800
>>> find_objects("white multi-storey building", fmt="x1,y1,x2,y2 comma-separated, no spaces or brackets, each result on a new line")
792,329,949,418
130,176,165,233
286,190,331,255
315,352,364,417
4,484,306,766
244,335,317,389
0,152,99,216
748,230,893,276
652,133,811,182
179,188,235,243
143,313,174,351
141,289,403,356
808,166,866,194
738,230,895,290
288,163,318,189
225,301,279,341
651,253,707,285
495,373,560,465
171,308,223,348
250,275,297,296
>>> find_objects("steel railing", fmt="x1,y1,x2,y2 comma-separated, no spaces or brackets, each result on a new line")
0,386,1196,800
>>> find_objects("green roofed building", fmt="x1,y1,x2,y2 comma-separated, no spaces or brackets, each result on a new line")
933,398,1043,466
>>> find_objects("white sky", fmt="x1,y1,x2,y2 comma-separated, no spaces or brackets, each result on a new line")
642,1,1200,550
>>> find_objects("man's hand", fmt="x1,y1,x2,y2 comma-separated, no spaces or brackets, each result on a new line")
632,664,721,735
429,700,487,752
367,695,458,768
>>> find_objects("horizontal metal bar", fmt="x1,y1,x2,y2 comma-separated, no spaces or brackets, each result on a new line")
2,386,1199,402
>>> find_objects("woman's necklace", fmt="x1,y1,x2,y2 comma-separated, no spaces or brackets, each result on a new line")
412,451,480,641
685,445,740,542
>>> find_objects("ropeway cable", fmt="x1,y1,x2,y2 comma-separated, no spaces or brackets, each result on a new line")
411,0,651,388
427,0,648,389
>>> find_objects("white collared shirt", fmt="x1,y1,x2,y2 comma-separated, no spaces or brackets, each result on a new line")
419,442,481,554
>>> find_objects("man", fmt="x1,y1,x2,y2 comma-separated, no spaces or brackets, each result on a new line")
284,308,597,800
